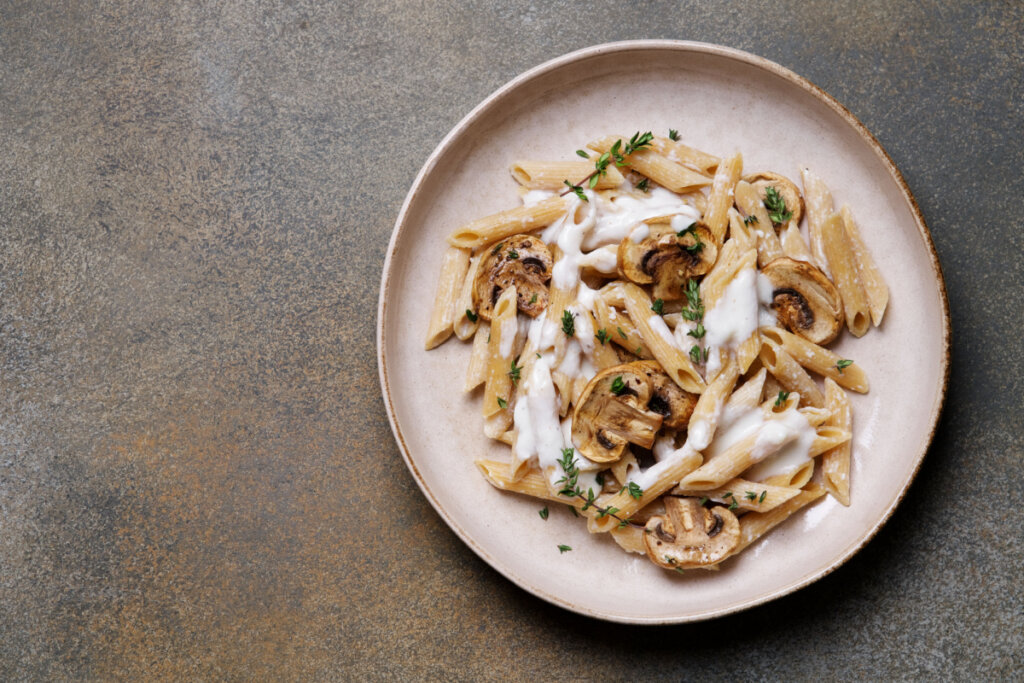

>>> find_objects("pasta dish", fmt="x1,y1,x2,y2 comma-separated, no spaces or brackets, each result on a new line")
423,131,887,571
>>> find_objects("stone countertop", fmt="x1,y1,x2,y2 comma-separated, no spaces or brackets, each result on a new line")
1,1,1020,679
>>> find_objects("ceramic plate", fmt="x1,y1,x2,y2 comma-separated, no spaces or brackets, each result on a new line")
377,41,949,623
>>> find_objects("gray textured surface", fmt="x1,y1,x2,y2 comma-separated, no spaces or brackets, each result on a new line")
0,0,1021,679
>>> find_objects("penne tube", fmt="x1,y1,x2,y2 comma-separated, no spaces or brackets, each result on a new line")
839,205,889,326
621,283,706,394
680,402,845,490
703,152,743,245
725,484,827,559
727,207,757,252
650,136,720,174
799,167,834,277
700,241,757,310
758,337,826,407
780,219,814,263
758,326,869,392
463,321,491,392
425,247,471,349
763,458,815,489
734,180,784,267
586,136,712,193
592,296,652,359
483,286,518,417
447,196,570,250
821,378,852,506
452,255,483,340
821,213,871,337
510,160,625,190
673,478,803,513
477,460,587,510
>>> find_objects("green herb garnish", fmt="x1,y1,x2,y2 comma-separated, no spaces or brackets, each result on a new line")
610,375,627,395
763,186,792,224
539,507,549,520
836,359,854,374
651,298,665,315
561,309,575,336
595,328,610,345
775,390,790,407
466,309,478,323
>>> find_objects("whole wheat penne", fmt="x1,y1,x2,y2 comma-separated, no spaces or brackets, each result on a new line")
821,213,871,337
650,135,720,174
587,136,712,193
703,152,743,245
821,378,852,505
734,180,784,267
762,458,815,489
452,255,483,340
510,160,625,190
463,321,491,392
621,283,706,394
800,166,834,277
447,196,570,250
673,477,802,513
839,205,889,326
759,326,869,392
780,218,814,263
425,247,471,349
724,484,827,559
483,286,519,417
758,336,826,407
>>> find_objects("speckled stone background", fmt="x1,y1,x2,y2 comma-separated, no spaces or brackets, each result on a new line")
1,1,1021,679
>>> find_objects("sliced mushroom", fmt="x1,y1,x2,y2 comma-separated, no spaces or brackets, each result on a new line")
643,497,740,569
630,361,698,430
743,172,803,228
761,257,843,345
618,221,717,301
472,235,552,321
571,365,664,464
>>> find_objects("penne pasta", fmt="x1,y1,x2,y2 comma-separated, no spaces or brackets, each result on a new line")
800,166,834,277
840,205,889,326
425,247,471,349
483,286,519,417
510,160,625,190
649,135,720,174
673,477,803,513
725,484,827,559
821,378,853,506
734,180,784,267
447,196,570,250
758,326,869,392
452,255,483,340
463,321,491,392
703,152,743,245
821,213,871,337
621,283,706,394
780,218,814,263
587,136,712,193
758,336,826,407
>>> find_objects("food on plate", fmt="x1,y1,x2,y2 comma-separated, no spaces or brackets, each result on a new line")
425,131,888,571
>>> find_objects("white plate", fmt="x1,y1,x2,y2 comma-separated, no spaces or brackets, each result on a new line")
377,41,949,623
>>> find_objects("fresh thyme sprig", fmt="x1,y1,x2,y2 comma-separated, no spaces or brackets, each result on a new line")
763,186,792,224
555,448,644,527
560,131,655,199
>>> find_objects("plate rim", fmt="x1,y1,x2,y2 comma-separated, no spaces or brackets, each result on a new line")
376,39,951,624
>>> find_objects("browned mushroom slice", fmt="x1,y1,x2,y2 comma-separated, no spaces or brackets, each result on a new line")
743,171,803,228
571,365,664,464
761,257,843,345
617,221,717,301
643,497,740,569
472,235,552,321
629,361,698,430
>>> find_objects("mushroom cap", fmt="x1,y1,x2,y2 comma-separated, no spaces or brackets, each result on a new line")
571,365,664,464
742,171,804,227
643,497,740,569
617,221,717,301
761,257,843,345
629,361,698,430
472,235,552,321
